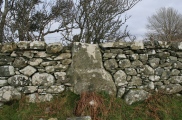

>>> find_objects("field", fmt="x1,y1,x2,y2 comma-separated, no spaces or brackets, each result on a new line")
0,91,182,120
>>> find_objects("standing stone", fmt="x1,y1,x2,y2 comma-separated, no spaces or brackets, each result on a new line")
114,70,127,86
67,42,116,95
124,89,150,105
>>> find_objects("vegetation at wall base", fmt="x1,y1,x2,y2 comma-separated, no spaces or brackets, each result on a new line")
0,91,182,120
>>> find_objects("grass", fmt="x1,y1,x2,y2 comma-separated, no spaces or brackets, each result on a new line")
0,91,182,120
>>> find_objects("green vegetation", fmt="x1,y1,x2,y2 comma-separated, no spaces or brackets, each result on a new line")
0,91,182,120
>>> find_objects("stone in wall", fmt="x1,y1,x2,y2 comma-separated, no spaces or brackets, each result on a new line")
32,73,55,87
0,86,21,102
0,66,15,77
8,75,30,86
46,42,63,53
19,65,37,76
13,57,27,68
67,42,116,95
30,41,46,49
26,93,53,103
1,43,17,53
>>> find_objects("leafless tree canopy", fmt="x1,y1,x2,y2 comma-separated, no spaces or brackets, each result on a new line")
63,0,141,44
146,7,182,41
0,0,141,43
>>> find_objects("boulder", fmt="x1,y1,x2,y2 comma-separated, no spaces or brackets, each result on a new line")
124,89,150,105
67,42,116,95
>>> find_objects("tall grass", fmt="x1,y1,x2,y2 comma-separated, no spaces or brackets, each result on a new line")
0,91,181,120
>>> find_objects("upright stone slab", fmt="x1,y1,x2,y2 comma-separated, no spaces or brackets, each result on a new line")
67,42,116,95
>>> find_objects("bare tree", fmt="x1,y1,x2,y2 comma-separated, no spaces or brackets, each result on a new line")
0,0,74,42
146,7,182,41
62,0,141,44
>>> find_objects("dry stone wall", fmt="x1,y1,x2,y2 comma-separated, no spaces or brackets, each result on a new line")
0,41,72,105
100,41,182,104
0,40,182,105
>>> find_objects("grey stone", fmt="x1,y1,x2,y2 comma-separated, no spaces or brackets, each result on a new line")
28,58,43,66
45,66,55,73
171,42,182,50
117,87,125,98
159,84,182,94
131,60,143,67
23,86,38,93
34,51,50,58
0,80,8,87
54,72,67,83
46,42,63,53
67,43,116,95
17,41,30,49
144,65,154,75
118,59,131,69
139,54,148,63
104,59,118,71
40,61,57,66
8,75,30,86
46,85,65,94
62,59,72,65
13,57,27,68
1,43,17,53
0,66,15,77
129,54,139,60
125,68,137,75
66,116,91,120
129,76,142,86
103,53,117,58
114,70,127,86
169,76,182,84
0,86,21,102
148,82,155,90
23,51,34,58
172,61,182,69
149,58,160,68
54,64,68,72
54,53,71,60
149,75,160,81
116,54,127,59
124,89,149,105
26,93,53,103
32,73,55,87
176,52,182,58
19,65,37,76
171,69,180,76
155,41,170,48
131,42,144,50
157,52,170,59
30,41,46,50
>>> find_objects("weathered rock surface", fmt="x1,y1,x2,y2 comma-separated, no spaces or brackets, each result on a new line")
26,93,53,103
19,65,37,76
32,73,55,86
46,42,63,53
113,70,127,86
0,66,14,77
68,43,116,95
8,75,30,86
66,116,92,120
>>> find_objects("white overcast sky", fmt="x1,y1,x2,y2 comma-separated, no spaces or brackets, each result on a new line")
45,0,182,42
126,0,182,40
